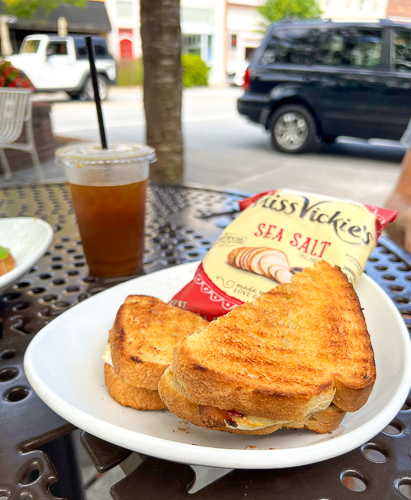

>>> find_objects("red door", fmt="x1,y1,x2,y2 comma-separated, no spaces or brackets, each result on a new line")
120,39,132,60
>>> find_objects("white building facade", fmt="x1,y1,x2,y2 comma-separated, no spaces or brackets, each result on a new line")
104,0,142,61
320,0,388,20
104,0,226,83
180,0,225,84
105,0,402,86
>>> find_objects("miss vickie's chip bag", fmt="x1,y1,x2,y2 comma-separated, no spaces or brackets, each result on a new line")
170,189,398,321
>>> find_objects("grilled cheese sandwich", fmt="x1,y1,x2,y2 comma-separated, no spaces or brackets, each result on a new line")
103,295,208,411
158,261,375,435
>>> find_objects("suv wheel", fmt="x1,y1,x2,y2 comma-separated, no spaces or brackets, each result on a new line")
81,75,109,101
269,104,316,154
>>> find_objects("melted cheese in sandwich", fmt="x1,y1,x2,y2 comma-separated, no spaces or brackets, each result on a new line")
227,414,292,431
102,343,113,367
226,414,313,431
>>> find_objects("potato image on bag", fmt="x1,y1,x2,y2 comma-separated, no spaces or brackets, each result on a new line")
227,246,293,283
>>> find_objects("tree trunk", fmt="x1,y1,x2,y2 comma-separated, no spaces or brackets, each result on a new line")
140,0,183,184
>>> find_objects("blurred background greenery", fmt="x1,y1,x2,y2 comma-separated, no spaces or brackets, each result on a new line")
116,55,209,88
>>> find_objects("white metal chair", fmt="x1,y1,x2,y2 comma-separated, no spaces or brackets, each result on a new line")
0,88,43,180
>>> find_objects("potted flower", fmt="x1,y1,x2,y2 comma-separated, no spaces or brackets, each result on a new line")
0,60,55,172
0,60,34,89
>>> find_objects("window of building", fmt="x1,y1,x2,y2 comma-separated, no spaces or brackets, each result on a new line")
260,27,382,68
46,42,68,56
182,34,202,56
245,47,254,61
116,0,133,18
394,31,411,72
119,28,133,36
231,34,237,51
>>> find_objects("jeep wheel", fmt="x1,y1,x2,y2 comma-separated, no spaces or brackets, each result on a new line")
81,75,109,101
269,104,316,154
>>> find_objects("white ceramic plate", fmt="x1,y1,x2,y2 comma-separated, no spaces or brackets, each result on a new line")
24,262,411,469
0,217,53,294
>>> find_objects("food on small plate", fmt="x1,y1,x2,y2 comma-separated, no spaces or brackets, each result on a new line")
158,260,376,435
103,295,208,410
0,246,15,276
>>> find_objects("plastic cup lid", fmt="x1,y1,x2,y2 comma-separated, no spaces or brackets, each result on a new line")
55,143,157,166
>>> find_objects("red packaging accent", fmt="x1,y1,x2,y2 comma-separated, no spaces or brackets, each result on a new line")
170,263,243,321
238,191,276,211
364,204,398,240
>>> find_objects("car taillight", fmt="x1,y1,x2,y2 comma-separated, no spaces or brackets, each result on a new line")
243,66,250,90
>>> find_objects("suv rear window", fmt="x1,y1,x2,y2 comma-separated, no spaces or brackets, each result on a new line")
260,26,382,68
394,31,411,72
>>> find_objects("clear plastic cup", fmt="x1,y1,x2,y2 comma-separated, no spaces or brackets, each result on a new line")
55,144,156,277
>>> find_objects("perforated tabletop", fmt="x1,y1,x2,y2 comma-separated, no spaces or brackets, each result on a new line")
0,183,411,500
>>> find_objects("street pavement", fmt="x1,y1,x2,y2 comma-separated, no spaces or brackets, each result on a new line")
13,85,405,208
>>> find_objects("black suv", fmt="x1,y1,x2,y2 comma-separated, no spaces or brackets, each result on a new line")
237,19,411,153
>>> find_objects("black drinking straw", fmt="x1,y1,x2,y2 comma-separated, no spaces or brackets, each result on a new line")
85,36,108,149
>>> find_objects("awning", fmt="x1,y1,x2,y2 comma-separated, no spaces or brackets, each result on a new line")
1,1,111,34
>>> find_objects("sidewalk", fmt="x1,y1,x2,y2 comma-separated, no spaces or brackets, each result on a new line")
0,156,65,185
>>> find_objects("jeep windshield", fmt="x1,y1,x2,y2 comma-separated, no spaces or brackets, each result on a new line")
20,40,41,54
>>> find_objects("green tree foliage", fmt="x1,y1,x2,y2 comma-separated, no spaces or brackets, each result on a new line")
257,0,322,31
3,0,86,19
182,54,209,87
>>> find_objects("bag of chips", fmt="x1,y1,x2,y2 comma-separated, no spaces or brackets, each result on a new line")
171,189,397,320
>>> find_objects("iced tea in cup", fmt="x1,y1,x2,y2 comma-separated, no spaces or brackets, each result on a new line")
55,144,156,277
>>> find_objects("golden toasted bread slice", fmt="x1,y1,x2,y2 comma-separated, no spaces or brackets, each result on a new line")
165,260,375,425
110,295,209,391
105,364,165,410
158,367,346,435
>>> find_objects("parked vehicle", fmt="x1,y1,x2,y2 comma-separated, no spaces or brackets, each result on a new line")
227,60,250,86
6,35,116,100
237,19,411,153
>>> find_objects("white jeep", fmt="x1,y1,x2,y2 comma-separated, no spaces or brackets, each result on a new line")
7,34,116,100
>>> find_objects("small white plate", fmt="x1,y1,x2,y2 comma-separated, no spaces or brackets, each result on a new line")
24,262,411,469
0,217,53,294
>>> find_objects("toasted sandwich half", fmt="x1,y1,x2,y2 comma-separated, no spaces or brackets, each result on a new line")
158,261,376,434
103,295,208,410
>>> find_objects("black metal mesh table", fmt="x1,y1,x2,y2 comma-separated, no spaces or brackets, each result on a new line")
1,182,411,500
